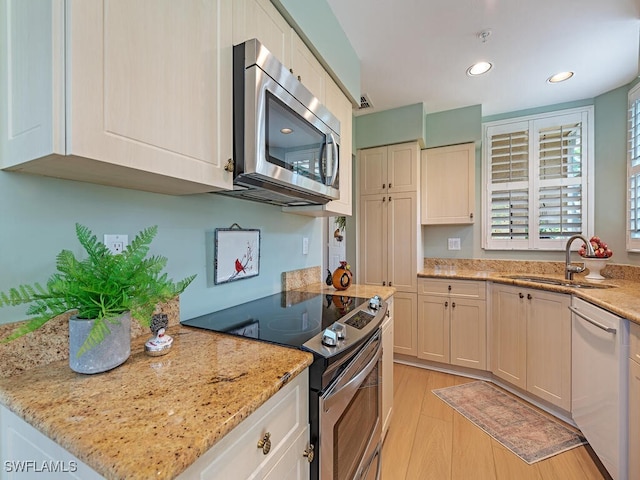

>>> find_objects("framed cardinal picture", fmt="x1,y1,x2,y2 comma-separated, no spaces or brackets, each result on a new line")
213,225,260,285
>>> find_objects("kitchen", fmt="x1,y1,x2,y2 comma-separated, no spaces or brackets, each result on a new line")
1,0,639,479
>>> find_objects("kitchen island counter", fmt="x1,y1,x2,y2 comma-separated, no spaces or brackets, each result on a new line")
0,327,313,479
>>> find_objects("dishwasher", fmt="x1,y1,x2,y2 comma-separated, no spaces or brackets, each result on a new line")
571,297,629,480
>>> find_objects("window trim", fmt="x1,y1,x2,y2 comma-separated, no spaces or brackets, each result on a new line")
482,106,594,251
627,82,640,252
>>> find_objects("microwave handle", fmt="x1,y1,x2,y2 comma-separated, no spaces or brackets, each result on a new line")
329,132,339,187
320,133,340,186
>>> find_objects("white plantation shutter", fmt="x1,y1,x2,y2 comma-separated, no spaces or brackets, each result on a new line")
483,107,593,251
627,83,640,251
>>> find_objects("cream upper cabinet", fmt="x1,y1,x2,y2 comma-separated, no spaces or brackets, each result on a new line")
359,142,420,196
233,0,291,66
490,283,571,410
290,33,325,103
1,0,234,195
417,279,487,369
421,143,475,224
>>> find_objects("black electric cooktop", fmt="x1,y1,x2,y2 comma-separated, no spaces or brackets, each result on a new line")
181,291,369,350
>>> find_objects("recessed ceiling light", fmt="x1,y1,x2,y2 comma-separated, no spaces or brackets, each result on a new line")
547,71,574,84
467,61,492,76
280,127,293,134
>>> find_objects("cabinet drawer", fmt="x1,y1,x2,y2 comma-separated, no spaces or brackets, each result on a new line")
630,322,640,363
179,371,309,480
418,278,486,299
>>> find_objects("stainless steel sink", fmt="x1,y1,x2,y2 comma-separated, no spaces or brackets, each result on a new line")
501,275,616,289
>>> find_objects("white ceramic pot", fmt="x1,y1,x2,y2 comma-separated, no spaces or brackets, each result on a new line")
583,258,609,281
69,312,131,374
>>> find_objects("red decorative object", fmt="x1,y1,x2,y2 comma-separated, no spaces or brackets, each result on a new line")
579,236,613,258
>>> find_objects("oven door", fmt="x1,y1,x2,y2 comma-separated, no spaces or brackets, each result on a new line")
320,329,382,480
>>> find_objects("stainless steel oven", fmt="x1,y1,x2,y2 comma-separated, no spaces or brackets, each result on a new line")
319,329,382,480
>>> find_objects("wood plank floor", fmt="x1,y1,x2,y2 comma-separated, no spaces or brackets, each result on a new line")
381,363,610,480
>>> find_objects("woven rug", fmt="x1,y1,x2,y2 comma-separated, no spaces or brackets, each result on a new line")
432,381,587,464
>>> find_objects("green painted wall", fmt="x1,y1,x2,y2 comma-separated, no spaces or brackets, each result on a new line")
271,0,360,104
424,105,482,148
0,173,322,325
355,103,426,149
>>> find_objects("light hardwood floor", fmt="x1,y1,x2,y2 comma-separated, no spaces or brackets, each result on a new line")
381,363,610,480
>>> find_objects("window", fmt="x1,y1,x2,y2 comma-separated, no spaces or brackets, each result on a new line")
627,83,640,252
482,107,594,251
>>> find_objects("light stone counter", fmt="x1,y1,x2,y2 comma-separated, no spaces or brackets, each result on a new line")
0,327,313,480
419,258,640,325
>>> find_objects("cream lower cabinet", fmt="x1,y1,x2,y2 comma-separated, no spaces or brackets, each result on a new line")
1,0,234,195
392,292,418,356
179,370,310,479
417,279,487,369
0,371,310,480
629,322,640,480
490,284,571,410
381,297,394,441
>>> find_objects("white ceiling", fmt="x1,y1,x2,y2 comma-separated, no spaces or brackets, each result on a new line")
326,0,640,116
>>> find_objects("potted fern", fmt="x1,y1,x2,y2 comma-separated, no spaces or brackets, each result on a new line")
0,224,195,374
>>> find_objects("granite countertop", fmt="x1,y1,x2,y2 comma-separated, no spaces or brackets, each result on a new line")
0,327,313,480
418,262,640,325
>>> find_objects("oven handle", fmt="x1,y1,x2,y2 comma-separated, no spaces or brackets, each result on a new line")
322,332,381,415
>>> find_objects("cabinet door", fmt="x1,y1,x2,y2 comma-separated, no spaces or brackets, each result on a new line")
421,143,475,224
0,0,65,167
67,0,233,194
358,195,388,287
630,358,640,480
417,294,449,363
490,284,527,389
290,33,325,102
526,289,571,410
387,142,419,193
358,147,388,196
387,191,418,292
450,298,486,370
393,292,417,356
263,426,310,480
322,77,352,215
381,308,394,441
233,0,291,66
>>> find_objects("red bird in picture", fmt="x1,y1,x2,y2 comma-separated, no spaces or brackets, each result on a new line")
235,258,246,273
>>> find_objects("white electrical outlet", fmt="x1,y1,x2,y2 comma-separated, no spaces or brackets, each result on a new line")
302,237,309,255
448,237,461,250
104,234,128,255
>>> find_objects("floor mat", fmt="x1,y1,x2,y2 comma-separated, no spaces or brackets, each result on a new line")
432,381,587,464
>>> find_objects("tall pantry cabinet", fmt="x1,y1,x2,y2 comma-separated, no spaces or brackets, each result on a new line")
357,142,422,356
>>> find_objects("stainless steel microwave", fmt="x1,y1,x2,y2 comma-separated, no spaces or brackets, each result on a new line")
220,38,341,207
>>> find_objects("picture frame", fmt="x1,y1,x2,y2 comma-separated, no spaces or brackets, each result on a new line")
213,225,260,285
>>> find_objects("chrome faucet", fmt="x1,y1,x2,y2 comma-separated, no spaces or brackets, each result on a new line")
565,234,595,280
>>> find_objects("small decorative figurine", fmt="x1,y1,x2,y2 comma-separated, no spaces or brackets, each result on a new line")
144,314,173,356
